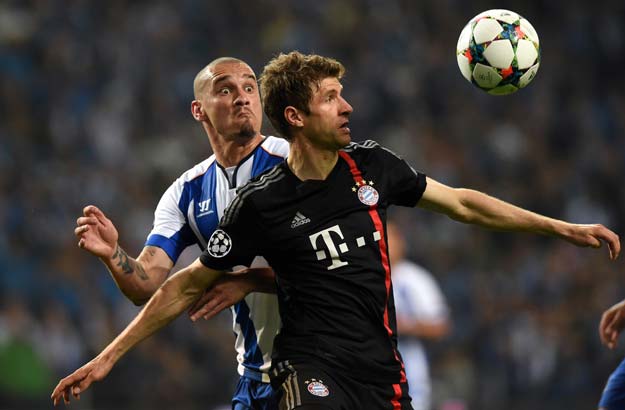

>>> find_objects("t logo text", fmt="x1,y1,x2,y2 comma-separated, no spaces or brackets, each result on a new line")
309,225,350,270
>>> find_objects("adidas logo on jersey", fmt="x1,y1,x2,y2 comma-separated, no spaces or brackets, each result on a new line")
291,212,311,228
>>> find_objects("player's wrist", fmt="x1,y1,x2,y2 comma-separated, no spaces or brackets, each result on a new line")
230,273,254,295
100,243,122,267
98,344,121,366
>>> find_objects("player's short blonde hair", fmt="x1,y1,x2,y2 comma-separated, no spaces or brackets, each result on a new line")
260,51,345,140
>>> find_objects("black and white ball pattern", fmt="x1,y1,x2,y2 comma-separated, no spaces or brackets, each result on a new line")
207,229,232,258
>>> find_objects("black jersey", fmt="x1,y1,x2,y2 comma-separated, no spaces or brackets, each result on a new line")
200,140,427,384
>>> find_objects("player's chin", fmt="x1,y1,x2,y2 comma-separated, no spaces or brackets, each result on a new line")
237,121,258,139
337,129,351,146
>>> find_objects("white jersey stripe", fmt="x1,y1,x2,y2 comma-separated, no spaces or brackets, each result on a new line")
187,199,207,249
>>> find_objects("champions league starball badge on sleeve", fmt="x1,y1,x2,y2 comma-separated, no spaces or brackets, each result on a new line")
207,229,232,257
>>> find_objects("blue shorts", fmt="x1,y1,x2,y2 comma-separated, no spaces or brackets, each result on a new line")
232,375,280,410
599,358,625,410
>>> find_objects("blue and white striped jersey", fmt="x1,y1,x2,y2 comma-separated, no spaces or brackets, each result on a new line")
146,135,289,382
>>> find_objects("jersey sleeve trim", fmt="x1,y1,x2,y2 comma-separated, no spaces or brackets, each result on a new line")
145,233,181,263
409,170,427,207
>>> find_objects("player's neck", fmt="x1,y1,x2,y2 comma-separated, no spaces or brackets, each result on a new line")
287,138,338,181
209,132,264,167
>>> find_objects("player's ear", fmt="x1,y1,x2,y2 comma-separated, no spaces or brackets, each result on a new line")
284,106,303,128
191,100,207,121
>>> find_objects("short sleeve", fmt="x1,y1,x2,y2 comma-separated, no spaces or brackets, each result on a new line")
199,193,260,271
378,146,427,207
145,181,197,263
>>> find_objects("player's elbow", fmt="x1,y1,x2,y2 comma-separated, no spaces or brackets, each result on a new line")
447,189,479,224
448,207,473,224
131,296,150,306
124,288,157,306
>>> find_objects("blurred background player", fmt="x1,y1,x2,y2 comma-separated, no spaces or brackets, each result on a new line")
388,220,451,410
598,299,625,410
73,57,288,410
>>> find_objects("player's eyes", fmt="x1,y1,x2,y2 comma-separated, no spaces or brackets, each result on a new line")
219,88,231,95
244,85,254,93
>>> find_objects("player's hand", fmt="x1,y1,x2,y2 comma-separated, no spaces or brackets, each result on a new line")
51,355,113,406
75,205,119,259
565,224,620,260
600,300,625,349
188,274,251,321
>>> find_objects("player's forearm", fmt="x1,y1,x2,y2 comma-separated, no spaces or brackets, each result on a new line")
452,189,569,237
398,319,450,340
98,259,221,364
102,245,169,305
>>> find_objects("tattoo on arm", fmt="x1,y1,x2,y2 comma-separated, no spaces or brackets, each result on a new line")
112,245,149,280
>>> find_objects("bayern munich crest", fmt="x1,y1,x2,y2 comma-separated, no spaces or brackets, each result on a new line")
306,380,330,397
356,182,379,206
207,229,232,258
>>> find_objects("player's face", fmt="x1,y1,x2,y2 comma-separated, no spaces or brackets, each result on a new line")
301,77,353,150
201,62,262,140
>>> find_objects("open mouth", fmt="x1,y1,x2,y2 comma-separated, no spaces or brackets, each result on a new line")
339,121,350,132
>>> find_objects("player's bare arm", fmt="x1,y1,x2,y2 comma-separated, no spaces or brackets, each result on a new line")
188,267,276,321
600,299,625,350
418,177,620,260
396,317,451,340
75,205,174,304
51,258,223,406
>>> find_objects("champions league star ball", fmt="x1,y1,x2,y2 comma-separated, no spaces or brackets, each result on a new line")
456,9,540,95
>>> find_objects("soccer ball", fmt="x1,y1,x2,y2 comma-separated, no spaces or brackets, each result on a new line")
456,9,540,95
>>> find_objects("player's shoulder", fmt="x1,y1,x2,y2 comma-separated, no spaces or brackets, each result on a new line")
161,156,217,199
260,135,289,158
154,156,217,210
342,139,381,153
222,162,289,225
175,155,218,185
238,161,289,197
342,139,401,157
341,139,404,163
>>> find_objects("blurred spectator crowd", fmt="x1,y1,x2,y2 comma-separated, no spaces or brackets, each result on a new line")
1,0,624,409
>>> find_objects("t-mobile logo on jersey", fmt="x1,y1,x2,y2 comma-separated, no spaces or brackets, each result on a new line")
309,225,382,270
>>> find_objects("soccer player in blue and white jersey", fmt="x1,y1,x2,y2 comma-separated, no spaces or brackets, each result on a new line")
58,52,620,409
598,299,625,410
388,221,451,410
73,57,288,410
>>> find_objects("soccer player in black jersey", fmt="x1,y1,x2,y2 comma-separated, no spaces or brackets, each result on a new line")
52,52,620,410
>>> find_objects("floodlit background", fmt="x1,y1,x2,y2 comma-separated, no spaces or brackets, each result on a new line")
1,1,624,409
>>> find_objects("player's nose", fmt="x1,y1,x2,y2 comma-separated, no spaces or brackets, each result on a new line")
340,96,353,115
234,87,250,106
